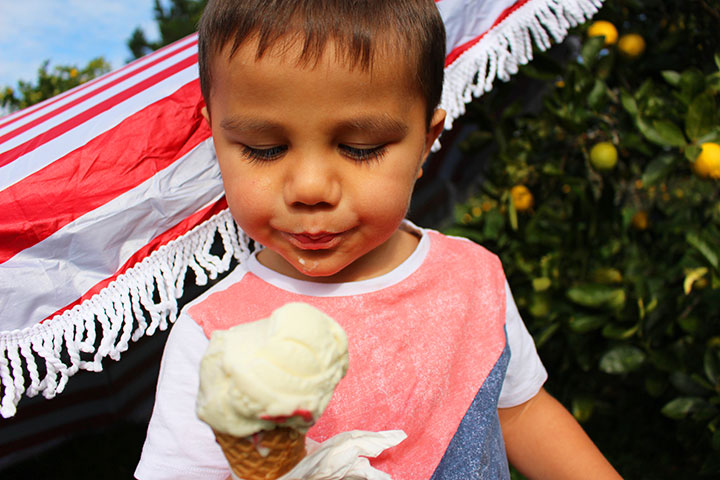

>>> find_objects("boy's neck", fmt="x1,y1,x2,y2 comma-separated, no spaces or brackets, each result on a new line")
256,225,421,284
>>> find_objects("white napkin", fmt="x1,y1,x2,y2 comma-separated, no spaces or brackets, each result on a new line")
231,430,407,480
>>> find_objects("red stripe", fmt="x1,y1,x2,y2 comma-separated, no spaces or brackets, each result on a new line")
0,54,198,169
0,41,198,145
0,80,210,264
444,0,529,67
42,197,229,322
0,35,198,132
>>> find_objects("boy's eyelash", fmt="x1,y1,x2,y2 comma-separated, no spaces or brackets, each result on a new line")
340,145,387,163
240,144,387,163
240,145,288,162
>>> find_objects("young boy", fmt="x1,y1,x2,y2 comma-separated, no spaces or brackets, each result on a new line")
136,0,622,479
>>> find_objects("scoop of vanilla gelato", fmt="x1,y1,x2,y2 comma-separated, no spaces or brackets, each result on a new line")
196,302,349,437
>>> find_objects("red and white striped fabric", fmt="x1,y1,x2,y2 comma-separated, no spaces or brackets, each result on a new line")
0,0,602,419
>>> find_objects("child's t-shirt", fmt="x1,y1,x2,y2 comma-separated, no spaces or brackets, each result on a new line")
135,222,547,480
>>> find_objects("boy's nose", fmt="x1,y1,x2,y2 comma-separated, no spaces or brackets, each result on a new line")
283,155,341,208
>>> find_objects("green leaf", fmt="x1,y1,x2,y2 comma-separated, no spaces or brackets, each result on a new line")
686,93,718,141
590,267,623,284
652,120,687,147
568,314,607,333
695,127,720,144
528,293,550,317
602,322,639,340
587,79,607,109
567,284,626,310
705,347,720,386
685,144,702,162
534,323,560,349
599,345,646,374
641,154,675,186
670,371,710,395
661,70,681,86
709,72,720,93
508,199,519,231
620,88,638,117
678,69,706,104
661,397,707,420
482,209,505,239
637,118,671,147
571,396,595,423
532,277,552,292
580,36,606,69
683,267,709,294
686,232,719,270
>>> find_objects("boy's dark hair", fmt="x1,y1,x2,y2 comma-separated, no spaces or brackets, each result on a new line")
198,0,446,125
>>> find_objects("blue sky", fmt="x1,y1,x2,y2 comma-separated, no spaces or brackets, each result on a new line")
0,0,162,87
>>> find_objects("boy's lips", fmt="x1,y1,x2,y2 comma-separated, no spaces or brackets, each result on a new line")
285,231,343,250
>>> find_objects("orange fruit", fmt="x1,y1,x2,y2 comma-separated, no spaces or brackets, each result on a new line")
618,33,646,58
631,211,649,230
589,142,618,171
693,142,720,179
587,21,618,46
511,185,534,211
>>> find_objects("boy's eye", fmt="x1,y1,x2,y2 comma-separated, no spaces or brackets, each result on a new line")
339,144,387,163
240,145,288,162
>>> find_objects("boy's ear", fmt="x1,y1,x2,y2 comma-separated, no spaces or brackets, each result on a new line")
423,108,446,159
417,109,446,180
201,105,211,127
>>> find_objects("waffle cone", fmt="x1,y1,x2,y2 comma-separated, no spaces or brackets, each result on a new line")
213,427,306,480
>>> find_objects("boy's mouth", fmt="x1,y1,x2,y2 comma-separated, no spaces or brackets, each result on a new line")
285,231,342,250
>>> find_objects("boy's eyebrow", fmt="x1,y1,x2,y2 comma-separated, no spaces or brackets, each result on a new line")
219,117,282,133
219,115,409,136
336,116,408,136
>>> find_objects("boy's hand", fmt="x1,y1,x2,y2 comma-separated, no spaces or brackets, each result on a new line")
227,430,406,480
498,388,622,480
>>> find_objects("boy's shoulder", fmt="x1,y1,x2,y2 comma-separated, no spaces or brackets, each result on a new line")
181,259,253,313
422,226,502,270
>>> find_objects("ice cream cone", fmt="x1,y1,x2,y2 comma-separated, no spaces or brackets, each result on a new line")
213,426,306,480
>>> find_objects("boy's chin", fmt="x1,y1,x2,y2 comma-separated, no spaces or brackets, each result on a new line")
287,256,357,282
259,248,352,282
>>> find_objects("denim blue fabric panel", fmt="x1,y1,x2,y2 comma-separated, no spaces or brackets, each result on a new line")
430,343,511,480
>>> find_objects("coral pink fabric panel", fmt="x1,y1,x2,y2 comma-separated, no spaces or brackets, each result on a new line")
190,232,507,479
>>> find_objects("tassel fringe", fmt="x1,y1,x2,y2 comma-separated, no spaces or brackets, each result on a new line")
440,0,604,131
0,209,250,418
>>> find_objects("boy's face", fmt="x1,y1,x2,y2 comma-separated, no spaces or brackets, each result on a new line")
204,39,445,282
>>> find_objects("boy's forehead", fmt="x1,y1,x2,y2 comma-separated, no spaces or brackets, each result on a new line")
213,33,415,84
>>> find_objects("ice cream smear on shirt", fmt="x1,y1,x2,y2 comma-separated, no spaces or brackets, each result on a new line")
196,302,349,438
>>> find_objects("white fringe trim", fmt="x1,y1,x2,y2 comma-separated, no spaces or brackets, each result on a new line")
0,208,250,418
440,0,604,132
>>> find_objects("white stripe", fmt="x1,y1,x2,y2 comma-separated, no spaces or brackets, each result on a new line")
0,44,198,155
437,0,518,54
0,64,199,192
0,35,198,138
0,139,223,331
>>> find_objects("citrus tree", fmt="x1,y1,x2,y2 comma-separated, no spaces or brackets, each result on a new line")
127,0,207,59
1,57,110,112
447,0,720,477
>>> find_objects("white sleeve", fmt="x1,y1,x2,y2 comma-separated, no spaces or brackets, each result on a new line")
134,314,230,480
497,280,548,408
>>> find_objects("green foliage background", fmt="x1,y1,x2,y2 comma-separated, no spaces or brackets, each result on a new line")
447,0,720,477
